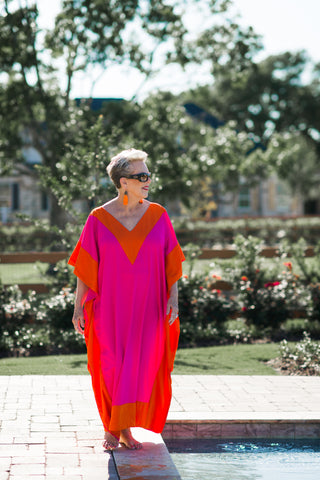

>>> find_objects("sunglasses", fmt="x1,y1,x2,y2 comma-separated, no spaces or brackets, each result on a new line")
125,172,151,183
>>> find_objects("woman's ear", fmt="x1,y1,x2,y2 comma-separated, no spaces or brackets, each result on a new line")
119,177,128,190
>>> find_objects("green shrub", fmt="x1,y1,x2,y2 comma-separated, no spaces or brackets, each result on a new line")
1,326,50,357
0,225,60,252
224,236,313,332
0,284,37,337
0,324,86,357
309,284,320,322
283,238,320,284
178,273,239,345
2,232,320,357
0,284,84,357
0,221,83,253
36,287,75,330
45,260,77,293
174,216,320,247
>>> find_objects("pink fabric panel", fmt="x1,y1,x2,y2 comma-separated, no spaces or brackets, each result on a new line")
93,215,169,406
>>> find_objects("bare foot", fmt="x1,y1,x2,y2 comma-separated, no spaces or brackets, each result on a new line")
119,428,142,450
103,431,119,450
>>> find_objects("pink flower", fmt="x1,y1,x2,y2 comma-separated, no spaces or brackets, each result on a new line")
284,262,292,270
212,274,222,280
212,289,222,295
264,281,281,288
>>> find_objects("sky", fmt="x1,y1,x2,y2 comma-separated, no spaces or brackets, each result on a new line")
35,0,320,100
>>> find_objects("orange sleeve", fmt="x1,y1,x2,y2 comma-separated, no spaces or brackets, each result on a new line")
165,243,185,294
68,215,99,294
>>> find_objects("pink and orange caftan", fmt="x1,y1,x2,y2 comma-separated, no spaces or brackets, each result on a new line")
68,202,185,438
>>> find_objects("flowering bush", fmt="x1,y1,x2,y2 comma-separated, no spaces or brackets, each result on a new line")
226,236,312,332
239,261,311,330
2,234,320,356
278,238,320,321
285,238,320,284
36,287,75,330
178,273,239,345
279,332,320,375
0,285,85,357
239,278,289,330
0,324,85,357
0,284,38,354
1,326,50,357
2,286,37,322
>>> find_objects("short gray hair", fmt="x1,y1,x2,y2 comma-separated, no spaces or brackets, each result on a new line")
107,148,148,189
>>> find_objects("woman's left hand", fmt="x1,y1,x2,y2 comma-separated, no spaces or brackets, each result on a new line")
166,296,179,325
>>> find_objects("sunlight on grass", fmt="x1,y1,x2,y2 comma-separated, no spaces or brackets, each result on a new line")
0,354,89,375
174,343,280,375
0,344,281,376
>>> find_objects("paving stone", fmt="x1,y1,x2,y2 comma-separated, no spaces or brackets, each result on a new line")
45,453,80,468
9,463,45,475
9,476,46,480
45,466,64,475
11,456,45,464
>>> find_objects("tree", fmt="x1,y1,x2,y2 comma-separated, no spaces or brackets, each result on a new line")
261,131,320,209
184,50,320,210
0,0,263,224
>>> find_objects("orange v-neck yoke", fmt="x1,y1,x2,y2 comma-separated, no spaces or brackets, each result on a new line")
92,203,164,265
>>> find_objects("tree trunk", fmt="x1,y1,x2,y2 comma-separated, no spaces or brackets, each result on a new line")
49,194,70,228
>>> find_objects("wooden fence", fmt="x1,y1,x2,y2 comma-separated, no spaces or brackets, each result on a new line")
0,252,69,293
0,247,316,293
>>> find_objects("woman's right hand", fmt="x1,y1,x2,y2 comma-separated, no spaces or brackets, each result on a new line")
72,306,85,335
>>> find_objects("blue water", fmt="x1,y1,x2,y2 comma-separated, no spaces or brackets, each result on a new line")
167,439,320,480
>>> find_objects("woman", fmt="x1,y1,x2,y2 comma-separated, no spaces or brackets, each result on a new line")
69,148,184,450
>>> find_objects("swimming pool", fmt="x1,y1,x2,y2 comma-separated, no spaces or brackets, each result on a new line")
167,438,320,480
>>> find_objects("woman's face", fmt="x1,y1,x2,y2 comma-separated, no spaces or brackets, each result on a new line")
125,160,151,200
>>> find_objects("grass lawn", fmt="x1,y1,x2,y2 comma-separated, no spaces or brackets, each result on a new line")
0,343,281,376
174,343,280,375
0,262,49,284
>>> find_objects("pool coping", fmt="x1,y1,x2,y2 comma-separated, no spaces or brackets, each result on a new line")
163,418,320,440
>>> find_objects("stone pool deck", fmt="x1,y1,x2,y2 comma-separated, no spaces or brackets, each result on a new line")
0,375,320,479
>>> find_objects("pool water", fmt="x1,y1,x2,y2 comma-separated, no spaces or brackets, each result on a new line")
167,439,320,480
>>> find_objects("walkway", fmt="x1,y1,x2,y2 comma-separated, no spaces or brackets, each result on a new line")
0,375,320,479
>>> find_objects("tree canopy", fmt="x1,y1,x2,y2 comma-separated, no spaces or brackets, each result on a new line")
182,49,320,208
186,50,320,143
1,0,319,224
1,0,264,224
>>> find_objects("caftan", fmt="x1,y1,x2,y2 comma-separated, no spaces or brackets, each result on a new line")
68,202,184,438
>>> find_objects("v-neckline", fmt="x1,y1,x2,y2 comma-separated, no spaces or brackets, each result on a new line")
92,203,164,264
101,204,151,232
